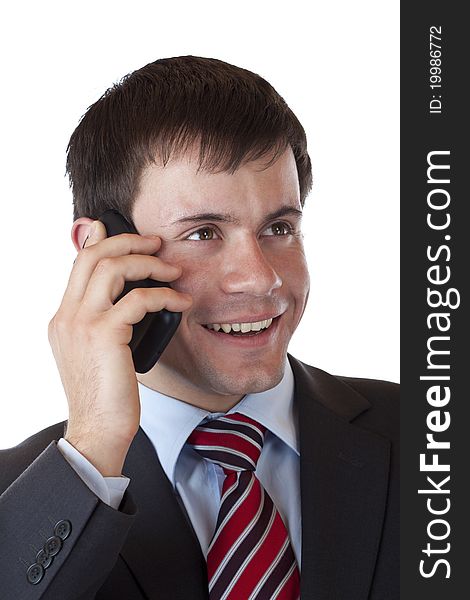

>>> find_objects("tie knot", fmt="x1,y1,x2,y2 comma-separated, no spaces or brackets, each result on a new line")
187,412,266,472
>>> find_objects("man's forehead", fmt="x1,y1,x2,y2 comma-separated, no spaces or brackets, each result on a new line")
135,146,301,225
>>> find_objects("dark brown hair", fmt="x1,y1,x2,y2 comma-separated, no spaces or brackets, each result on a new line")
66,55,312,223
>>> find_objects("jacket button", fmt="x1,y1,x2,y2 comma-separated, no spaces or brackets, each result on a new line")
26,563,44,585
36,548,52,569
54,519,72,540
44,535,62,557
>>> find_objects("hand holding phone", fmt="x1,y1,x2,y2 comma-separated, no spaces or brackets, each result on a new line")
48,212,192,476
98,209,182,374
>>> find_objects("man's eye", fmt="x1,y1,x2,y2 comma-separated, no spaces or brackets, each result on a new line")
186,227,220,241
264,222,294,236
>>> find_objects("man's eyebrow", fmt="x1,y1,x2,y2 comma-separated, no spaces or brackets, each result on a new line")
169,204,303,226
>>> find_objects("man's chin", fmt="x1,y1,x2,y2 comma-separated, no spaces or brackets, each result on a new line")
205,358,287,397
152,341,288,404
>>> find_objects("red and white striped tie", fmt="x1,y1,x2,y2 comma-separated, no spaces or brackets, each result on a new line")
187,412,300,600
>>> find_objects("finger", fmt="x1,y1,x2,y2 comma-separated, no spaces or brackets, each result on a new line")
64,233,163,306
83,220,107,248
106,287,193,333
80,253,183,314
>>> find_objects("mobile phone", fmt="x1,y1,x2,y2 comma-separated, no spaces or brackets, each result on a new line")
97,209,182,374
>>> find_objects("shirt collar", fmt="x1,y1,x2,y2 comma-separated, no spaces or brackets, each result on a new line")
138,356,298,485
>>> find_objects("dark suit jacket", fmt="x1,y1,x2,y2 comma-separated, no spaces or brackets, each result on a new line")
0,354,399,599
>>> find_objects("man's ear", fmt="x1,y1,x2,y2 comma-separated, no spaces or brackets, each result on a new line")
71,217,95,251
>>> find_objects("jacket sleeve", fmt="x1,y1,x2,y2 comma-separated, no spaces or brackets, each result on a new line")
0,440,137,600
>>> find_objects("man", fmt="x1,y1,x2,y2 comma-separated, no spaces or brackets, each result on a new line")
0,56,398,599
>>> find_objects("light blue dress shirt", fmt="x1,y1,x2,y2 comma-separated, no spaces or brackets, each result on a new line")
57,357,301,567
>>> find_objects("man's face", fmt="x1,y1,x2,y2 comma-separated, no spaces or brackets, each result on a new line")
132,146,310,408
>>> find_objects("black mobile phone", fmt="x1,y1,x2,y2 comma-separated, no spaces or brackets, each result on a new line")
98,209,182,374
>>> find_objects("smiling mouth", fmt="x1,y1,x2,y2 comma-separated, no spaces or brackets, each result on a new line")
202,316,279,336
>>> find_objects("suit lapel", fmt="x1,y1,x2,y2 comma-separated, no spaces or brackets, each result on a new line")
119,428,209,600
288,355,391,600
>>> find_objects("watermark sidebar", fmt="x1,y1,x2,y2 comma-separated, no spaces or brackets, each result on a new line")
401,1,469,597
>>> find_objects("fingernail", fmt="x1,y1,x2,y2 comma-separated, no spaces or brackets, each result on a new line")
89,221,97,238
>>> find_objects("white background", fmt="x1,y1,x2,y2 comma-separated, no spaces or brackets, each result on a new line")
0,0,399,448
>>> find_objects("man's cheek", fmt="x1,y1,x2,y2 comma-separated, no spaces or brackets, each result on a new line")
277,255,309,288
170,263,212,297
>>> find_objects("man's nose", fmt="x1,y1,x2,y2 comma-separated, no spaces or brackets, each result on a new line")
219,238,282,296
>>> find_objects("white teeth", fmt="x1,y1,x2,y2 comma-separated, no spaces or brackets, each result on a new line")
205,318,274,334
